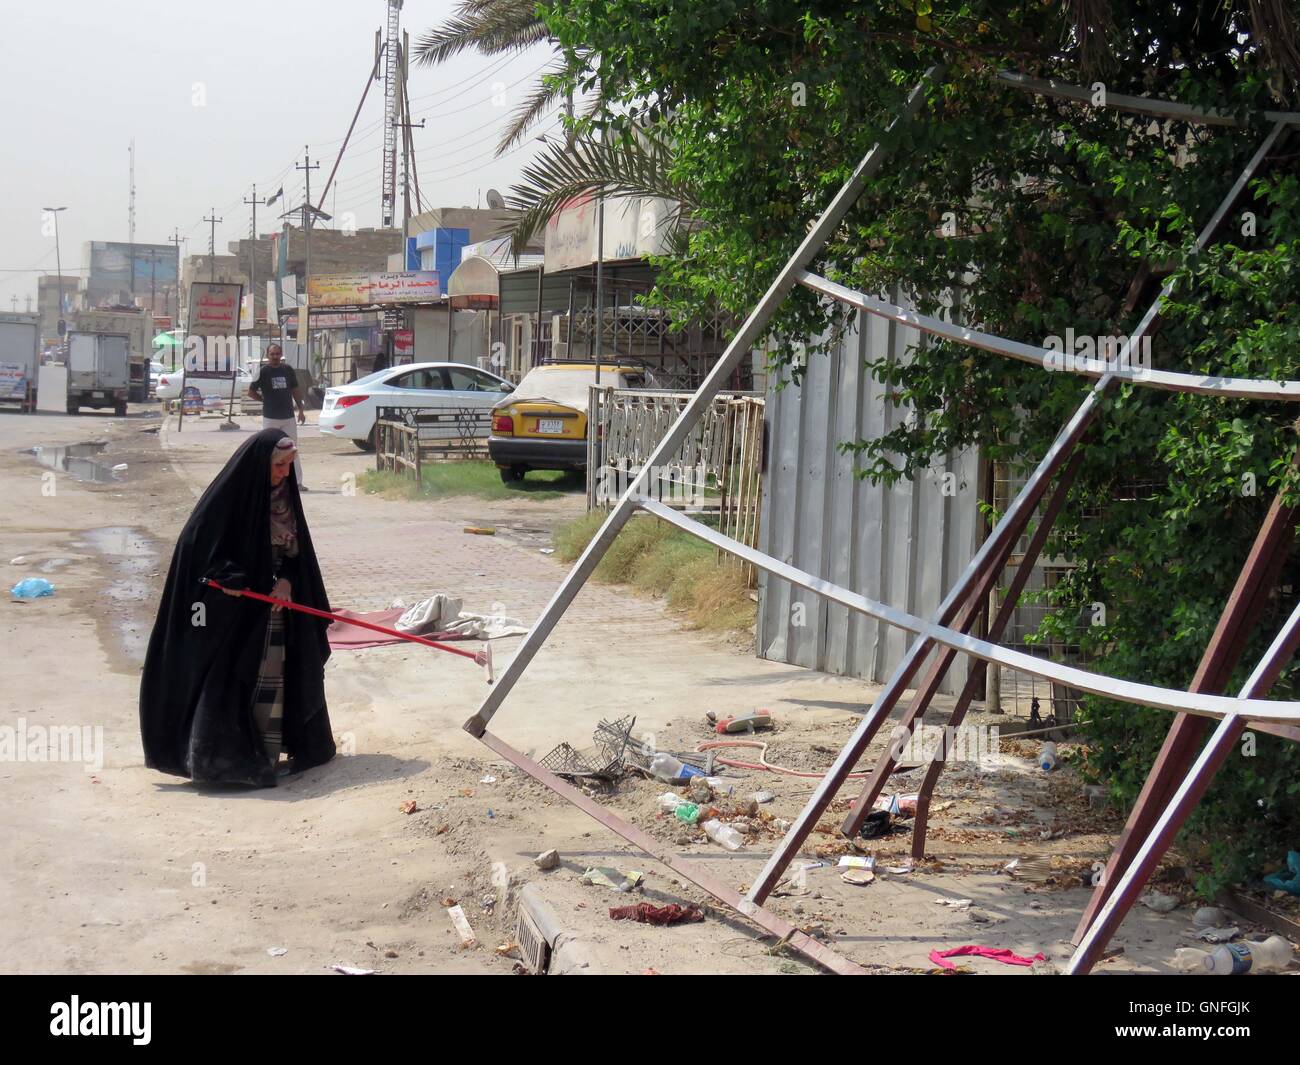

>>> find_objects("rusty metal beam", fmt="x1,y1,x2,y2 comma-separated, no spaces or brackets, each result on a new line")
1073,483,1298,943
838,518,1024,837
477,730,867,975
1069,600,1300,973
911,452,1084,857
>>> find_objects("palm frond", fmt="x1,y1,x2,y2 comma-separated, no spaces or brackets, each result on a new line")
496,134,696,256
412,0,548,66
495,61,569,155
1249,0,1300,94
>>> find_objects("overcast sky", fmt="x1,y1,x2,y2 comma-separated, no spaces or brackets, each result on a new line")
0,0,557,310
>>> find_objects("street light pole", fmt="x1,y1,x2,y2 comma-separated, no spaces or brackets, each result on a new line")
42,206,67,335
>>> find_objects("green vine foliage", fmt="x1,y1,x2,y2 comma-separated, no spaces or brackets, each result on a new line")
543,1,1300,895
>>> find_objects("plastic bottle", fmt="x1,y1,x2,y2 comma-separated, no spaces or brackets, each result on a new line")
650,752,685,782
702,818,744,851
1206,936,1293,974
1039,742,1058,771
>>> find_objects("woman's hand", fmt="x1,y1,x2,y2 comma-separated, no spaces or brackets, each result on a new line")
270,577,292,612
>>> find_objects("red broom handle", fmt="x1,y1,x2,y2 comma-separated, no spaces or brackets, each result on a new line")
201,578,481,662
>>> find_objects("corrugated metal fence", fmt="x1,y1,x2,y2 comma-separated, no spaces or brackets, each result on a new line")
756,297,983,695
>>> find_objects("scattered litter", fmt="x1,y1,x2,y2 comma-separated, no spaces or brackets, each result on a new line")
841,869,875,886
1002,856,1052,882
111,463,128,472
1039,741,1058,771
1196,926,1241,944
752,790,776,804
673,802,701,825
858,809,894,839
447,904,478,948
539,715,638,782
9,556,26,565
328,964,377,975
494,942,518,956
480,775,497,784
1263,850,1300,895
772,877,811,897
713,709,774,734
929,945,1047,970
932,800,956,813
534,849,560,871
1193,906,1229,928
10,577,54,598
399,800,418,815
580,866,644,892
837,855,876,870
266,947,288,957
883,861,915,875
539,548,554,555
935,898,974,910
609,902,705,925
463,526,496,536
702,818,744,851
1141,890,1181,913
1083,784,1108,807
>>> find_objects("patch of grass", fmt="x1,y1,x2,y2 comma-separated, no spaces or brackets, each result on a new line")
553,511,756,633
359,460,582,502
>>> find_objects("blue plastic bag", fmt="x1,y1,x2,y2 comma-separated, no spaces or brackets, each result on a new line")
10,577,55,598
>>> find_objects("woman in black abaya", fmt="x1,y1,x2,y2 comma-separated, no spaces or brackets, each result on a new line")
140,428,335,787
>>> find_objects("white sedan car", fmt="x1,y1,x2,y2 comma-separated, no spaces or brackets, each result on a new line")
319,362,514,450
155,367,254,402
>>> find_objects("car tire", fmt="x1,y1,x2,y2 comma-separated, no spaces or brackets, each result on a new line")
114,401,128,417
500,465,527,484
354,426,377,452
66,400,78,415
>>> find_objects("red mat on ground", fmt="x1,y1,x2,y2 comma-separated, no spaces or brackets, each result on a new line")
326,607,472,650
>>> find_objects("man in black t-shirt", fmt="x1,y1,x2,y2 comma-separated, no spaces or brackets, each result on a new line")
248,343,307,486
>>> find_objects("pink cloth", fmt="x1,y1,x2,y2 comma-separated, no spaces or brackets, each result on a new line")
929,945,1047,970
325,607,470,650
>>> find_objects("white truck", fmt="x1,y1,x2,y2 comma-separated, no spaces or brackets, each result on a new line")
66,332,131,415
0,312,40,410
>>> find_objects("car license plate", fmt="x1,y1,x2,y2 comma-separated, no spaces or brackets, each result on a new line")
537,419,565,434
92,391,104,398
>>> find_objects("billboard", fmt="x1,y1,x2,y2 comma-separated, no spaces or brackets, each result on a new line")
84,242,179,302
543,194,673,273
306,271,440,308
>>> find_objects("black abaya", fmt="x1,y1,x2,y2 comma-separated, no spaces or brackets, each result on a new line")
139,428,335,786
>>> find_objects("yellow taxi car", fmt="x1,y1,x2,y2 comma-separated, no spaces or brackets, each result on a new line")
489,361,655,482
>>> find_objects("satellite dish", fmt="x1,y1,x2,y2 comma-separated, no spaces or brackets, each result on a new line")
485,188,506,209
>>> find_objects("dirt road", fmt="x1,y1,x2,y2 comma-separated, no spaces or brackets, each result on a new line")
0,407,1202,975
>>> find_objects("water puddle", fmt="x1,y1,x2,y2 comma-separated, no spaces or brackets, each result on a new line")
85,526,159,663
28,441,126,483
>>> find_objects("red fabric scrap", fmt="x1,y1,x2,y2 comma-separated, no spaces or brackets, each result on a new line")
929,945,1047,970
608,902,705,926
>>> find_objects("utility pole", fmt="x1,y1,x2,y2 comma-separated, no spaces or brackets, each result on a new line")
393,31,425,260
244,184,268,335
295,147,320,282
168,229,185,329
42,206,67,336
203,209,223,282
128,140,137,300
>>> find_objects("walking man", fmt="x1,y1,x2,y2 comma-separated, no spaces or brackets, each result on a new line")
248,343,308,487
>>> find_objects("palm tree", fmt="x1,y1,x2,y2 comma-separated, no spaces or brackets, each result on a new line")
412,0,571,156
499,129,694,254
